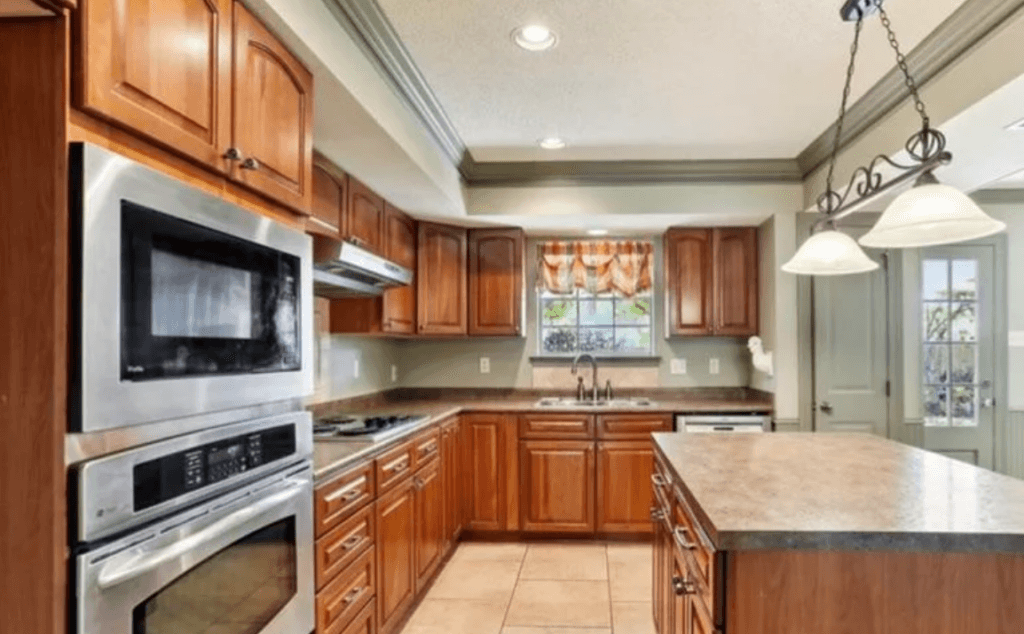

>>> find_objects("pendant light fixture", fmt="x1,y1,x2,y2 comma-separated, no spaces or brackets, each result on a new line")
784,0,1005,275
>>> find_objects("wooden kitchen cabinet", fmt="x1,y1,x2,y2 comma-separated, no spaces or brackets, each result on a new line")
231,2,314,213
75,0,234,172
665,227,758,337
597,413,673,440
375,476,416,634
337,599,377,634
441,419,462,545
519,413,594,440
520,440,596,533
310,158,345,237
417,222,468,336
413,457,444,591
316,545,376,634
345,177,386,255
381,204,417,334
462,413,512,532
712,227,758,336
597,441,656,533
468,228,524,336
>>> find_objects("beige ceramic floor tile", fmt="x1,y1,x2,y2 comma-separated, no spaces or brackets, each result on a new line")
607,543,653,601
519,543,608,580
400,598,508,634
451,542,528,563
504,580,611,628
425,557,522,601
611,601,657,634
501,628,611,634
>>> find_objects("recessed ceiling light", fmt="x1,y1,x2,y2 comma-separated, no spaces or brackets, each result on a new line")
587,229,609,236
539,137,566,150
512,24,557,51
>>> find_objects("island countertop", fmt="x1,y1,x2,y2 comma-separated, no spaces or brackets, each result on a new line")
652,431,1024,553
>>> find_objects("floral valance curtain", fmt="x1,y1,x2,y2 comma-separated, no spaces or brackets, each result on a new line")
538,240,653,298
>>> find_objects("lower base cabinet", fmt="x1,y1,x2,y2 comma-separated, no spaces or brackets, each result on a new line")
597,441,656,533
376,477,417,634
414,457,445,591
339,599,377,634
520,440,595,532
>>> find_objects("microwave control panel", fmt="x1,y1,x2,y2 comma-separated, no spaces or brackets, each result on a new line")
133,425,296,512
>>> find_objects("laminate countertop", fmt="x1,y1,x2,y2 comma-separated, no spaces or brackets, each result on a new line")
312,388,772,483
653,432,1024,553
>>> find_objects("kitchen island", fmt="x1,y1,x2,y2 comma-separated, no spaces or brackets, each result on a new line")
651,432,1024,634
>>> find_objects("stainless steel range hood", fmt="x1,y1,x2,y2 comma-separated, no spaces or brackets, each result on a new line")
312,235,412,298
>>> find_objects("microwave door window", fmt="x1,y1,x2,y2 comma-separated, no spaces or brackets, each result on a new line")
151,250,258,340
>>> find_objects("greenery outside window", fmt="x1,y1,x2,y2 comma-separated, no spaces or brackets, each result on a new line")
539,288,654,356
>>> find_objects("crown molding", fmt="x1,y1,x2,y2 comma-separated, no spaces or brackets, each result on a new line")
796,0,1024,177
463,158,803,187
323,0,469,172
325,0,1024,187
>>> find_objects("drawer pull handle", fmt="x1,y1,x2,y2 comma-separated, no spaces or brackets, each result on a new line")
343,586,365,605
324,481,365,504
342,534,364,550
674,526,698,551
386,459,410,474
241,157,260,170
651,473,667,488
650,507,665,521
672,575,697,596
420,443,438,455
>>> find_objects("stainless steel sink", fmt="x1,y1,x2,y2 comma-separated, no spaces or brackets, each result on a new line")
535,397,657,408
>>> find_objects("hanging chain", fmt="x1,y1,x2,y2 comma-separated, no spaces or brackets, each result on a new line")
877,4,930,130
822,16,864,214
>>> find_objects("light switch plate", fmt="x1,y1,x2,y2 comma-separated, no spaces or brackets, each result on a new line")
391,365,398,383
671,359,687,375
480,357,491,374
709,358,720,375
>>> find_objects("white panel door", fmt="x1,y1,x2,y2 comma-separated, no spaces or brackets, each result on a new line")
920,246,996,468
814,229,890,436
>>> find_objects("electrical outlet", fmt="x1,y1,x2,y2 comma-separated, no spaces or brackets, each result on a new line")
709,358,720,375
671,359,687,375
480,357,491,374
391,364,398,383
353,358,360,379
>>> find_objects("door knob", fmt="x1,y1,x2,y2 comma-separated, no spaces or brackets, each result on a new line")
819,401,834,415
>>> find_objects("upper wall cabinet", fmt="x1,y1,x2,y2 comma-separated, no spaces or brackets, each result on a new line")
310,159,345,237
76,0,234,172
345,177,386,256
75,0,314,214
665,227,758,337
382,204,417,335
417,222,468,336
468,228,524,337
1,0,75,16
713,227,759,335
231,2,313,213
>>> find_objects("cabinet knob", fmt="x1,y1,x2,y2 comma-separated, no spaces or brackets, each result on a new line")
672,575,697,596
223,147,243,161
241,157,261,170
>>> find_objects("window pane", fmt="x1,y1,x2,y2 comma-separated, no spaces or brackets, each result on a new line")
614,327,652,354
616,297,652,324
924,386,949,427
922,259,949,300
923,345,949,384
579,300,614,326
951,259,978,300
951,386,978,427
579,328,615,352
541,299,577,326
542,328,577,354
950,302,977,342
923,302,950,342
952,344,977,384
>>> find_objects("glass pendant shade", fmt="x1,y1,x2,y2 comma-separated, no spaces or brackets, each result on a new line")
859,176,1006,248
782,229,880,276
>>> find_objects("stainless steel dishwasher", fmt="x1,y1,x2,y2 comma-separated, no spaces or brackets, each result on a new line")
675,412,772,433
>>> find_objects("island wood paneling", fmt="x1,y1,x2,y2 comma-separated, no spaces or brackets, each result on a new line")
0,17,68,634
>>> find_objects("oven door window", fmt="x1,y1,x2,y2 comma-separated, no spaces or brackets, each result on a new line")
132,518,297,634
121,202,301,380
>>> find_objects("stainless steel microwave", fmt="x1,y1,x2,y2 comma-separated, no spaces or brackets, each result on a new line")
69,143,314,433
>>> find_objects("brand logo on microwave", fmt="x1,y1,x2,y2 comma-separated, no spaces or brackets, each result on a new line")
126,365,145,374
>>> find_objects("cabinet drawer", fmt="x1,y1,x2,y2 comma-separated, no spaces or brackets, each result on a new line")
317,502,375,590
336,597,376,634
597,413,673,439
316,462,375,537
413,427,441,465
376,441,415,493
519,414,594,439
672,490,718,617
317,545,376,634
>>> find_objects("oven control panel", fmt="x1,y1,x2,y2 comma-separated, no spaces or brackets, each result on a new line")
133,425,295,512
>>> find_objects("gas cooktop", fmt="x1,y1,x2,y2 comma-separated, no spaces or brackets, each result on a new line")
313,413,430,443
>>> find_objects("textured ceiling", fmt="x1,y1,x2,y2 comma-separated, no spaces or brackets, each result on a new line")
376,0,966,162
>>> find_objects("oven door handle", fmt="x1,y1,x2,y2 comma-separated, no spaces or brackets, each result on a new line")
96,481,305,589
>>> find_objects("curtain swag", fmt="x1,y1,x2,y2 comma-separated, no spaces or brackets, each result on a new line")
538,240,653,298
